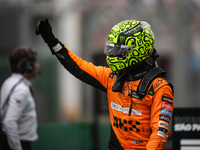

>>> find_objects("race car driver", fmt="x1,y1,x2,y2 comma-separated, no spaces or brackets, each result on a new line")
35,19,174,150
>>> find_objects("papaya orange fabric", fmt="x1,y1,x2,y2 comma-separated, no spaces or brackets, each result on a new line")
65,46,174,150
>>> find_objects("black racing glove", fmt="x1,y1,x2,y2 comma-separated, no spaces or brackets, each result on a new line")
35,19,59,50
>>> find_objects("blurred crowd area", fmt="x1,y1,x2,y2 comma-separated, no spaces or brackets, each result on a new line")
0,0,200,122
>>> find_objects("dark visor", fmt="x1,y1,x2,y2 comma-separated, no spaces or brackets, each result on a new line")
104,42,131,56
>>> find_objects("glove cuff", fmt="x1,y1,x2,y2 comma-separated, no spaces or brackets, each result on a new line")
52,43,63,53
47,40,64,55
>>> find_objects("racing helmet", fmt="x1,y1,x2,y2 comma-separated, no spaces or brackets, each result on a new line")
104,20,155,72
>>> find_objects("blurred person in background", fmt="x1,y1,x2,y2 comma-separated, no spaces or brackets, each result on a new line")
36,19,174,150
0,46,40,150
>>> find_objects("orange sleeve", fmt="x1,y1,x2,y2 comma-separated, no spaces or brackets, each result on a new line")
146,83,174,150
54,45,112,91
67,47,111,87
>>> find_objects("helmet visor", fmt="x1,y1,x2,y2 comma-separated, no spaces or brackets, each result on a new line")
104,42,131,56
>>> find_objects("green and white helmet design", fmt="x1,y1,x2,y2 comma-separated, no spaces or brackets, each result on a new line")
104,20,155,72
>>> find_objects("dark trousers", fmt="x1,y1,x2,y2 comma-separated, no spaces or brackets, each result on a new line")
0,133,32,150
21,141,32,150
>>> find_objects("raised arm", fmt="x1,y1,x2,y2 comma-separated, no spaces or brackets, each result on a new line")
35,19,111,92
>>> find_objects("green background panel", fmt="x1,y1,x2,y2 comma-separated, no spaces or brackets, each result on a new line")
32,122,111,150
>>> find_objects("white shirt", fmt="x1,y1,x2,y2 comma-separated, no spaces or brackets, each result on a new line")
0,73,38,150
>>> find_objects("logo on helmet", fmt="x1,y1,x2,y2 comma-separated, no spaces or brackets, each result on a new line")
124,24,143,35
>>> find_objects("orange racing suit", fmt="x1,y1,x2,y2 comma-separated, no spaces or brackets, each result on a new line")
52,43,174,150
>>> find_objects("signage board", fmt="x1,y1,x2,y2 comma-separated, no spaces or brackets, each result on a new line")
172,108,200,150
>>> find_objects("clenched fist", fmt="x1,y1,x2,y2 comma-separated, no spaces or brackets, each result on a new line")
35,19,58,48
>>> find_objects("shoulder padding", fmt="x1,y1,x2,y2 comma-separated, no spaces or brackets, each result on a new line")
137,67,166,97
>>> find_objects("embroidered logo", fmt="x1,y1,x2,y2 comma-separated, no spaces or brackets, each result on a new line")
162,96,173,104
158,121,169,129
161,102,172,110
160,109,172,117
128,90,143,100
111,102,142,116
159,115,170,123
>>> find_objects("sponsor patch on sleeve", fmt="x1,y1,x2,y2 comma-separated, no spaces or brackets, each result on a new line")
161,102,172,110
160,109,172,117
158,127,168,134
159,115,170,123
158,131,168,140
162,96,173,104
158,121,169,129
